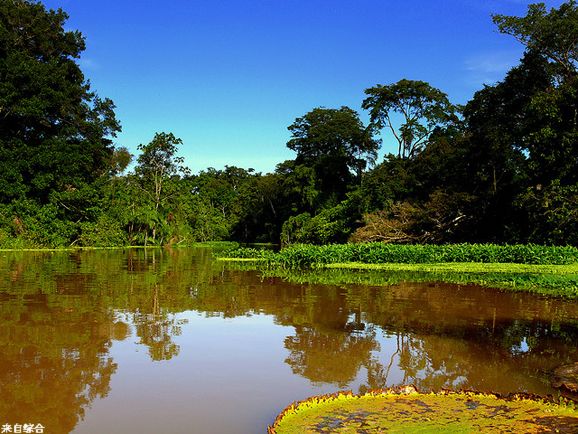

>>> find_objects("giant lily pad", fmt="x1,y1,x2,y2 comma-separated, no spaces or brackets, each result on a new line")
268,386,578,433
553,362,578,394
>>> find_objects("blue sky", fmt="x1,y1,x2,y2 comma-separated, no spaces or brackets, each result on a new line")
43,0,566,174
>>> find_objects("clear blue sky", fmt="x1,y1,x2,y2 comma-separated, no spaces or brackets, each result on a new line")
43,0,566,174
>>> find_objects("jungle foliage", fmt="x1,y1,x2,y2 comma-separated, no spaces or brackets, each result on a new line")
2,1,578,248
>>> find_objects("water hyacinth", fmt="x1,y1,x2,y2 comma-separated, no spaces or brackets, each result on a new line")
219,243,578,268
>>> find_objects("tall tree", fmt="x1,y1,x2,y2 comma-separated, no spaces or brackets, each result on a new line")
463,52,552,193
135,132,185,213
492,1,578,78
362,79,457,159
132,132,187,244
287,106,379,205
0,0,120,202
488,1,578,243
488,2,578,187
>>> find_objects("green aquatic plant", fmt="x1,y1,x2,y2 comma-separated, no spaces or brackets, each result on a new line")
268,387,578,433
217,244,578,298
256,266,578,298
219,243,578,268
219,246,275,260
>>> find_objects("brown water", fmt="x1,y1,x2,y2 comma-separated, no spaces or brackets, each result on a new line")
1,248,578,434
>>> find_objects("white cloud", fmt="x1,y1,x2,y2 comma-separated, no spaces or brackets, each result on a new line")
78,57,99,71
463,50,522,86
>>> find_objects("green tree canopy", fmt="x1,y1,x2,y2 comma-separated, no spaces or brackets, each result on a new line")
130,132,187,244
0,0,121,202
287,106,379,206
493,1,578,78
287,106,379,178
362,79,457,159
135,132,186,195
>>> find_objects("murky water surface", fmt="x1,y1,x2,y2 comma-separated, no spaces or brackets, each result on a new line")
1,249,578,433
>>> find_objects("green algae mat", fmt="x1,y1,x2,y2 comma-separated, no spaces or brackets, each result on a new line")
268,387,578,433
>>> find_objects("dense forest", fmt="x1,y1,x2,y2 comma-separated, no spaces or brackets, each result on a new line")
1,0,577,248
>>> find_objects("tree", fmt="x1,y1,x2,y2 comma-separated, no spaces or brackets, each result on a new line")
463,52,551,188
237,172,284,242
350,202,423,244
132,132,187,244
287,106,379,205
280,200,355,246
287,106,379,178
451,3,578,242
516,181,578,245
135,132,186,213
275,160,320,213
0,0,121,202
362,79,457,159
489,2,578,187
492,1,578,78
357,155,416,212
108,147,132,176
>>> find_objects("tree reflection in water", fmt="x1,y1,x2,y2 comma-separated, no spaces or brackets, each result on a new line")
0,291,126,433
285,326,377,387
2,249,578,432
132,284,185,361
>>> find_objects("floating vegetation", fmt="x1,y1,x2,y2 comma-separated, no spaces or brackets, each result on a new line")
219,243,578,268
268,386,578,433
325,261,578,274
553,363,578,394
217,244,578,298
221,262,578,298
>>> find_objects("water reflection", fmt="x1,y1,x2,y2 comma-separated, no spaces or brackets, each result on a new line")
0,249,578,433
285,326,378,387
0,289,123,432
132,285,185,361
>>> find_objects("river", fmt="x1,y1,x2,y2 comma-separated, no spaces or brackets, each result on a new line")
1,248,577,433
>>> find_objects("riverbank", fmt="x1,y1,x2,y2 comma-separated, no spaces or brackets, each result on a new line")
0,241,239,253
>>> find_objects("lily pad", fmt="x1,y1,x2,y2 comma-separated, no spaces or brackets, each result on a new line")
268,386,578,433
553,362,578,393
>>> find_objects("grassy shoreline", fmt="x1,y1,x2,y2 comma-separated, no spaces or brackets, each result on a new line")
0,241,239,253
217,243,578,298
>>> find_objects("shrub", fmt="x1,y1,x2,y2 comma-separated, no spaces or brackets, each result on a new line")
78,215,128,247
